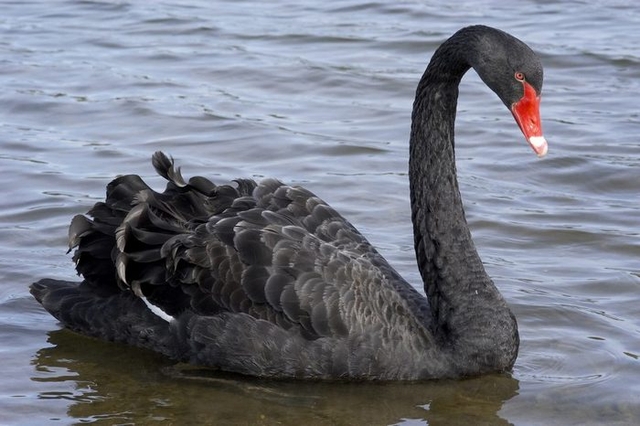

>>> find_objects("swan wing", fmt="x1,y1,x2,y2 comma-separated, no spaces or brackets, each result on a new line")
73,152,399,340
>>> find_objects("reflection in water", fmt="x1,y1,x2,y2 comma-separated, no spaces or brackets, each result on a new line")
33,329,518,425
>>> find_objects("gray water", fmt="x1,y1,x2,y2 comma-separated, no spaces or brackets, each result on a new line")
1,0,639,424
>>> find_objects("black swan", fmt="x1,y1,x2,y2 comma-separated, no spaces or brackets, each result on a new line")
31,25,547,380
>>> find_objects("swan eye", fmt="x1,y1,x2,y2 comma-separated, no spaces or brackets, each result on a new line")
514,71,525,82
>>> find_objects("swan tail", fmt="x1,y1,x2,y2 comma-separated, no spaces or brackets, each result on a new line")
30,278,184,358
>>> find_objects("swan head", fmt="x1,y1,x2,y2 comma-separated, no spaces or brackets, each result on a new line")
465,26,548,157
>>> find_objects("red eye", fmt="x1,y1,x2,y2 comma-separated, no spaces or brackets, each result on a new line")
515,71,525,81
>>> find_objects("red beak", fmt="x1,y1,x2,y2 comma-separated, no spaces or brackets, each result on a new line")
511,81,548,157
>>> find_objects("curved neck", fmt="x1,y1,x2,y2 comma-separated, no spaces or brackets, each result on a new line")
410,63,489,335
409,31,518,372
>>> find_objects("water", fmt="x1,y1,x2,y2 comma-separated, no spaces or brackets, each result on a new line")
1,0,639,424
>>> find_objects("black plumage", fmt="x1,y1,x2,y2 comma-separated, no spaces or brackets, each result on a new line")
31,25,546,380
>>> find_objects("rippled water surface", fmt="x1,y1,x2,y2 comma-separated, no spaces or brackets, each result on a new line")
1,1,639,424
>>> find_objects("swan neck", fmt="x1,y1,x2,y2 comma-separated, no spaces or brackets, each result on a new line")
409,51,483,300
408,33,518,371
409,76,489,303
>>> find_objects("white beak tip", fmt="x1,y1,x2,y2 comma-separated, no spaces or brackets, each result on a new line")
529,136,548,157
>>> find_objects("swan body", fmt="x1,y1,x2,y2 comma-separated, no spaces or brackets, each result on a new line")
31,25,546,380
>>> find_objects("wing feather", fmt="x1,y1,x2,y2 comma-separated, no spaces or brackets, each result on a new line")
70,151,407,339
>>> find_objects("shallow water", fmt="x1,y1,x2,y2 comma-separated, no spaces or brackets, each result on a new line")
1,0,639,424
